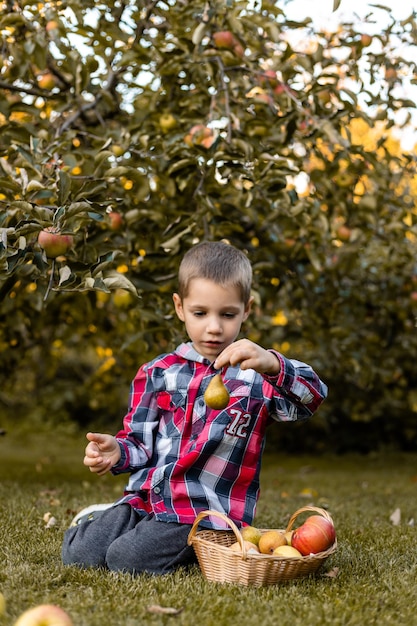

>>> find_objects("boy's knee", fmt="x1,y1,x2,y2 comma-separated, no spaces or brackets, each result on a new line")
61,526,106,569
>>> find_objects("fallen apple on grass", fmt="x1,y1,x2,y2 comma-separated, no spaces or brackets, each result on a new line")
291,515,336,556
14,604,73,626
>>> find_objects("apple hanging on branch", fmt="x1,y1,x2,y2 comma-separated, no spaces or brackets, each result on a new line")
38,227,74,259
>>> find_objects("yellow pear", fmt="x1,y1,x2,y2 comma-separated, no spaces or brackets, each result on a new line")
241,525,262,546
204,373,230,410
272,544,303,558
258,530,287,554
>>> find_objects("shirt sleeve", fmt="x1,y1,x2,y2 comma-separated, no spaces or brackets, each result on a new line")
262,350,328,421
111,363,159,474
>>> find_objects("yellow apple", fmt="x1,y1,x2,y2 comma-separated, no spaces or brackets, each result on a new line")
229,540,259,554
159,113,177,133
37,73,57,90
14,604,73,626
273,545,303,558
284,530,294,545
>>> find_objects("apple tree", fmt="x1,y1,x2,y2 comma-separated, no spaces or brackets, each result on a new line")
1,0,417,450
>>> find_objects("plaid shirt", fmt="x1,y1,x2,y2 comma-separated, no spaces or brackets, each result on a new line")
112,342,327,529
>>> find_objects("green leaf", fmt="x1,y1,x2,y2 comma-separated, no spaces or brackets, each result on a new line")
333,0,342,10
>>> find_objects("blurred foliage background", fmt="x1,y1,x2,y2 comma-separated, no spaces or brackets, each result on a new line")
1,0,417,453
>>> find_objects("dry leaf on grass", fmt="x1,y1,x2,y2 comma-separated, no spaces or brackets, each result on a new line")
147,605,183,615
324,567,340,578
390,508,401,526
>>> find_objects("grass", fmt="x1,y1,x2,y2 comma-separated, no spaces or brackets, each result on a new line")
1,421,417,626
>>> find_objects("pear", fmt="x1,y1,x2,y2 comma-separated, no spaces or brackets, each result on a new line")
204,373,230,410
258,530,287,554
241,525,262,547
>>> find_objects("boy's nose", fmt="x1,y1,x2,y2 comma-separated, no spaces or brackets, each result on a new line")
207,317,222,333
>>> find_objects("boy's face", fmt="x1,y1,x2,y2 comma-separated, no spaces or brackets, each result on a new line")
173,278,252,361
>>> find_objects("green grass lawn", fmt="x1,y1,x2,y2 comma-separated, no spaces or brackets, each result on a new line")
1,422,417,626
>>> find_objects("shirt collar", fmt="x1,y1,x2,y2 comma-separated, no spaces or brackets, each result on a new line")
174,342,211,364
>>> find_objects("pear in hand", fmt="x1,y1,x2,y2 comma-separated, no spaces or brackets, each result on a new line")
204,373,230,410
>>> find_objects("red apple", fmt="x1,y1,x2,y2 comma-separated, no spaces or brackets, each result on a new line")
108,211,123,231
14,604,73,626
360,34,372,47
38,227,73,258
212,30,236,50
291,516,336,555
184,124,216,149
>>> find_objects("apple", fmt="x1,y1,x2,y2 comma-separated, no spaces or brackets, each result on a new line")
360,34,372,47
336,225,351,242
14,604,73,626
229,540,259,554
46,20,59,33
212,31,244,58
37,73,57,90
260,68,278,87
159,113,177,133
212,30,236,50
38,228,73,258
273,545,303,558
385,67,397,83
184,124,216,149
291,516,336,556
108,211,123,231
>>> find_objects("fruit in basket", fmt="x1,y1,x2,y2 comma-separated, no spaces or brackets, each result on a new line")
240,525,262,546
230,540,260,554
204,374,230,410
258,530,287,554
291,515,336,556
284,530,294,545
273,545,303,558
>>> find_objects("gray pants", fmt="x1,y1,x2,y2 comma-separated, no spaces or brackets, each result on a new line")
62,504,197,575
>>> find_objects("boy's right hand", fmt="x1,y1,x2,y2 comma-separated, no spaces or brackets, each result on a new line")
84,432,121,475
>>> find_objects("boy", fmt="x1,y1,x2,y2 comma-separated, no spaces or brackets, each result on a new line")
62,241,327,575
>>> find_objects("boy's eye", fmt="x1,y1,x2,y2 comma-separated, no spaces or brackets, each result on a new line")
193,311,206,317
222,312,236,318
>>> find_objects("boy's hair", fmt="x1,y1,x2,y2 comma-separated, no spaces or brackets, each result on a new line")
177,241,252,303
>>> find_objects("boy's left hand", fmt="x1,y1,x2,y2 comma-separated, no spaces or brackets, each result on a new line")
214,339,280,375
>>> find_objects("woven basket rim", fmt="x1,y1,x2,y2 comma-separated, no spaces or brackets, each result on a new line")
191,527,337,562
188,506,336,559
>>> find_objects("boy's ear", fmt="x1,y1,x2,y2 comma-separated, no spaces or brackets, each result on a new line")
243,295,254,321
173,293,185,321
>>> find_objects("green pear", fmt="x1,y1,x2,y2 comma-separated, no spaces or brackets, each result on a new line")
241,525,262,546
204,373,230,410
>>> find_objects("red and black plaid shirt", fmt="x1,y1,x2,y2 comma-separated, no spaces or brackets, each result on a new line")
112,342,327,529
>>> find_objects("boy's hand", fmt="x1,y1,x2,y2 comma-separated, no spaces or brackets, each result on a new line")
214,339,280,375
84,432,121,475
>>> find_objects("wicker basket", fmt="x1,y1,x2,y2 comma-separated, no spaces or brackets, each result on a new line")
187,506,337,587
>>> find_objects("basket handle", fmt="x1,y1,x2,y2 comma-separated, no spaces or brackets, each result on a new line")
285,506,335,533
187,510,250,558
